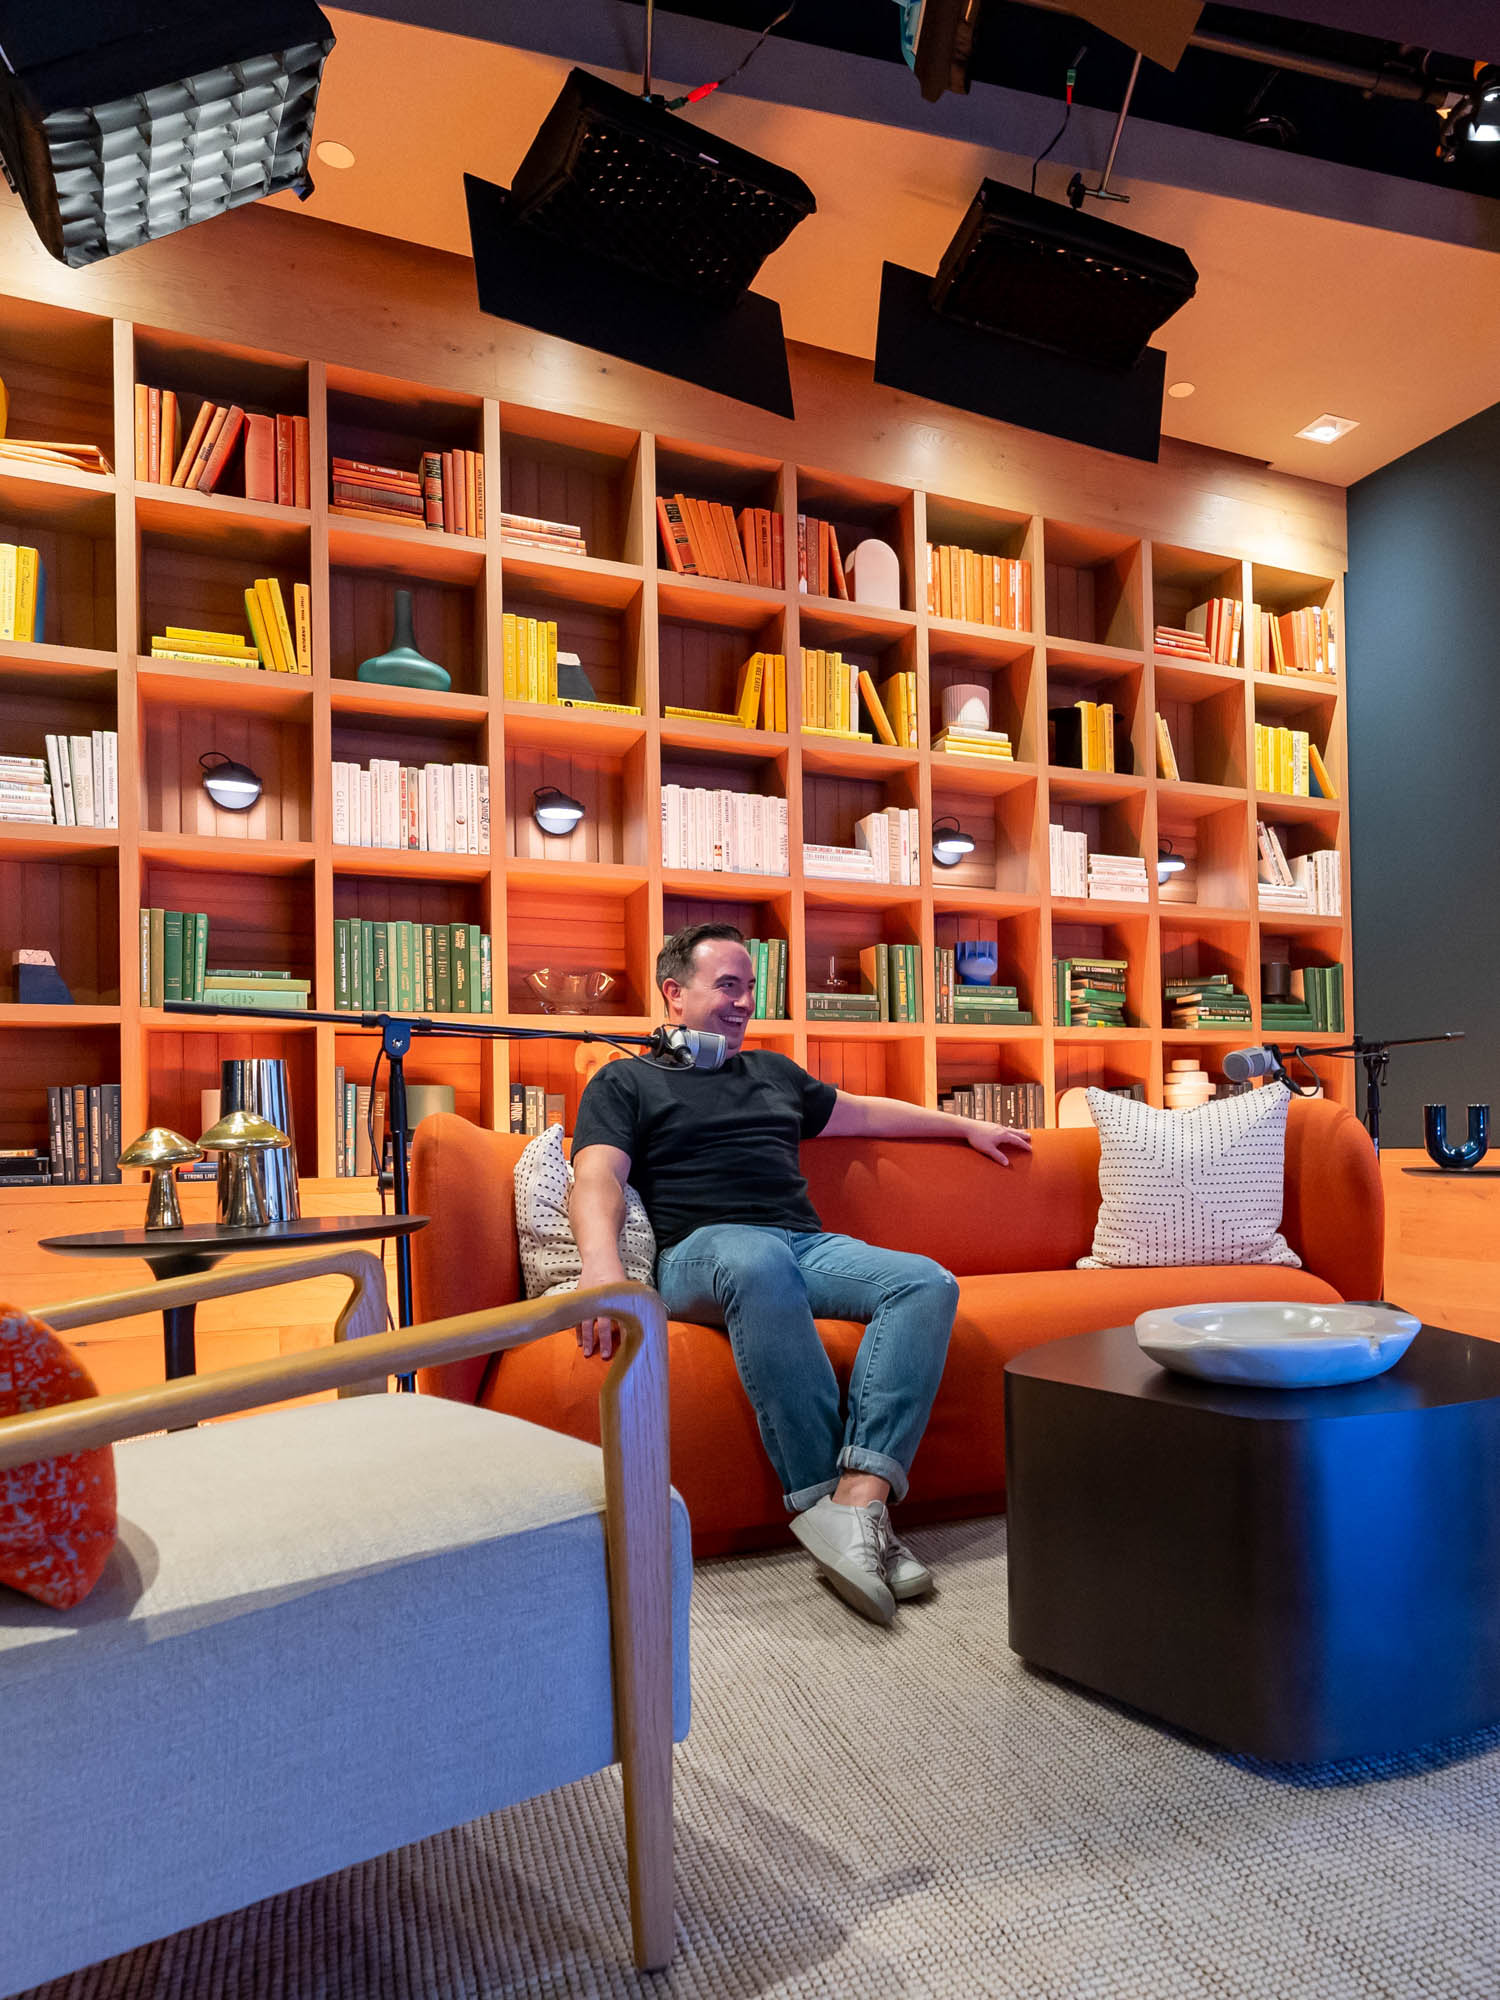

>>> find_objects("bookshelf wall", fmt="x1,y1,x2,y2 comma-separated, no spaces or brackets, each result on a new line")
0,207,1354,1246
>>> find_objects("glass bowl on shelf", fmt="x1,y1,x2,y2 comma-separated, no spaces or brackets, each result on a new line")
526,968,618,1015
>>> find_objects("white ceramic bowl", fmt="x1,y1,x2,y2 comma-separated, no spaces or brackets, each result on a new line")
1133,1300,1422,1388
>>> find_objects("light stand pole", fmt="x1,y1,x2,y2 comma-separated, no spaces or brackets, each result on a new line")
165,1001,670,1389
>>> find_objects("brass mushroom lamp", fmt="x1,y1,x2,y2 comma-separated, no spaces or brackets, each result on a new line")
117,1127,203,1231
197,1110,290,1229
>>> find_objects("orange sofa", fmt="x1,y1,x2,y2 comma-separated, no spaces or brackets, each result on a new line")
411,1094,1383,1556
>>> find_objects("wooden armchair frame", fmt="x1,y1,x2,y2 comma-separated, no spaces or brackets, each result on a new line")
0,1268,675,1972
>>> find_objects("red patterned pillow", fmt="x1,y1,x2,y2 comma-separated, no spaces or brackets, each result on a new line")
0,1305,116,1609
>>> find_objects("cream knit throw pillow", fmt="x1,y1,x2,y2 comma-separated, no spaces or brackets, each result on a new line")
1080,1082,1302,1269
513,1122,657,1299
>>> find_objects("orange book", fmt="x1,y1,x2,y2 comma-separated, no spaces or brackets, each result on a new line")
452,450,467,536
197,404,245,492
678,496,715,576
146,387,161,486
158,390,178,484
464,450,478,536
275,413,294,504
737,506,761,585
696,498,730,579
473,446,485,534
717,502,749,584
657,495,694,573
171,400,214,486
291,415,310,509
184,404,229,488
133,383,149,480
243,413,276,503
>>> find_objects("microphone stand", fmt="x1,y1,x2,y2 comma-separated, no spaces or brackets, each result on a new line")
164,1001,670,1389
1268,1031,1464,1154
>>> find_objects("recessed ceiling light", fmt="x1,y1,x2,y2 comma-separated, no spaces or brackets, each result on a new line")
315,141,356,170
1295,413,1359,444
1166,380,1196,399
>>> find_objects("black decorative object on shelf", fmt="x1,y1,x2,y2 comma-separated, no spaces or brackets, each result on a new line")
1424,1102,1490,1171
199,751,263,812
555,651,595,702
13,949,71,1005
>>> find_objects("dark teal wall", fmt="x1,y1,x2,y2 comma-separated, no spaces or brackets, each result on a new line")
1346,400,1500,1146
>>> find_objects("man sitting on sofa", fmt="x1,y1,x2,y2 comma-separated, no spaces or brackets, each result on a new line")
570,921,1030,1625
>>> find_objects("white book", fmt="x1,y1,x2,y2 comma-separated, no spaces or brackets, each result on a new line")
467,765,480,854
416,769,428,851
422,765,437,852
357,769,371,847
68,733,94,825
332,763,349,844
140,908,151,1004
777,797,789,876
91,731,104,824
42,735,69,824
105,732,118,826
382,760,402,848
477,765,490,853
452,763,467,852
56,738,76,824
443,764,458,852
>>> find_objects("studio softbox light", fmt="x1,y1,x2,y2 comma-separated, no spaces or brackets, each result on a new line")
0,2,335,268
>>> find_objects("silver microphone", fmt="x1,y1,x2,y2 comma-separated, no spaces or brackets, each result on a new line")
1222,1045,1283,1083
643,1025,727,1070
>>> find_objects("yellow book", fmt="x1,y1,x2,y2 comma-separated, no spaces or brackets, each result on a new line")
293,582,312,672
523,618,537,702
761,657,776,729
556,698,642,714
1253,723,1266,791
165,625,253,648
776,656,787,734
857,669,897,746
1276,728,1293,796
1155,711,1180,782
804,725,874,741
1100,702,1115,773
153,636,259,659
1074,699,1095,771
252,580,288,671
0,543,16,640
734,651,765,728
1308,740,1337,799
502,613,518,699
151,646,259,666
14,544,37,643
243,586,275,670
664,705,744,725
265,578,298,677
544,620,558,705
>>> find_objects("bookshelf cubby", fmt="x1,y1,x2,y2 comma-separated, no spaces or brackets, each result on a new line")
0,252,1354,1237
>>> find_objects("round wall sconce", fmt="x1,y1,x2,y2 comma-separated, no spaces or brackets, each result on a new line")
932,816,976,868
199,751,263,812
532,785,585,837
1157,838,1187,884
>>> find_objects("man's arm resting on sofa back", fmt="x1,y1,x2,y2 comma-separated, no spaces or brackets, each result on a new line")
571,1143,633,1359
821,1090,1032,1166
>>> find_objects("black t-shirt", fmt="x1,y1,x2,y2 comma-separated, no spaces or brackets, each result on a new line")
571,1049,838,1252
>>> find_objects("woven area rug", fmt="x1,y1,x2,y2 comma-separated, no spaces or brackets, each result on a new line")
21,1516,1500,2000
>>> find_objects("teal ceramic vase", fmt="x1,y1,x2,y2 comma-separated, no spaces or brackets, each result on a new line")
356,588,451,690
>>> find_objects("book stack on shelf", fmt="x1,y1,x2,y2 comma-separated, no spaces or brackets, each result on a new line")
933,954,1033,1025
0,755,54,824
201,969,308,1013
1049,702,1115,772
926,545,1031,628
1262,965,1345,1034
149,580,309,674
1250,604,1334,676
1054,957,1129,1027
1087,852,1148,902
501,614,559,702
139,909,209,1005
334,918,492,1015
744,935,787,1019
665,651,783,731
1255,724,1318,796
661,786,788,875
45,1082,122,1185
40,732,118,827
332,759,490,854
800,650,861,739
1257,823,1342,914
0,543,44,640
940,1081,1045,1127
1154,712,1181,780
334,1067,386,1176
0,438,109,476
136,389,310,503
857,806,919,883
331,451,484,534
0,1145,53,1187
499,511,586,554
656,493,783,584
796,516,848,597
1166,973,1253,1029
1154,598,1241,664
853,941,923,1022
932,721,1012,759
509,1085,565,1136
1049,824,1087,897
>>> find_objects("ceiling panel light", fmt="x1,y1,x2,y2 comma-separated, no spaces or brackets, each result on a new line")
1167,381,1196,398
1295,414,1360,444
0,2,335,268
314,139,354,169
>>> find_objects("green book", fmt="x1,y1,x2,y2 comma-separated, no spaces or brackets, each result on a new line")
204,968,309,984
468,925,483,1015
774,936,787,1019
434,924,453,1013
334,919,349,1010
194,912,209,1002
479,932,492,1014
451,923,469,1013
181,913,195,1002
373,922,390,1010
163,909,185,1003
360,921,374,1013
149,908,165,1009
752,938,768,1019
908,944,922,1022
139,907,151,1006
205,987,308,1010
422,925,437,1012
396,920,414,1012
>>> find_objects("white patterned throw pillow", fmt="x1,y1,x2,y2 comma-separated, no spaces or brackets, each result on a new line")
1079,1082,1302,1270
513,1122,657,1299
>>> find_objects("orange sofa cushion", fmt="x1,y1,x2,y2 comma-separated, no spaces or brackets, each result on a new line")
0,1306,116,1608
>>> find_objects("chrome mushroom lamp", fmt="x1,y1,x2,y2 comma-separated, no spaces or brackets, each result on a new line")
198,1109,290,1228
117,1126,203,1231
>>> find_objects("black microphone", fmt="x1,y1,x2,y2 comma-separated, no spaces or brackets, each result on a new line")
1222,1044,1285,1083
642,1025,727,1070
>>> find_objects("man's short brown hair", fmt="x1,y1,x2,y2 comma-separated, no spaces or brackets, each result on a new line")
656,922,746,994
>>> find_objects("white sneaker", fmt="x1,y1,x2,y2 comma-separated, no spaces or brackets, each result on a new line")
884,1521,935,1601
789,1497,896,1626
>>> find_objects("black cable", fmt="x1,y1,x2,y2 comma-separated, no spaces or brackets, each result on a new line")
365,1043,395,1332
1031,45,1088,196
664,2,798,111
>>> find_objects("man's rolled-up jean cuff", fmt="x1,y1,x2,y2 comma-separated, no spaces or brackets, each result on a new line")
839,1445,909,1505
785,1475,838,1514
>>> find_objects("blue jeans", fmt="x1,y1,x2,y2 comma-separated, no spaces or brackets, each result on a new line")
654,1225,959,1511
